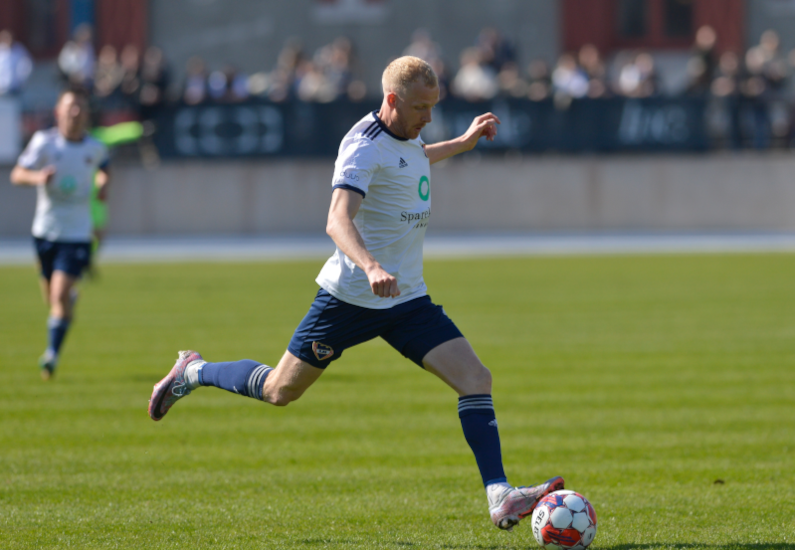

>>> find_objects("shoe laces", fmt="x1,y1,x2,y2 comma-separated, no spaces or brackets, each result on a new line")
171,379,191,398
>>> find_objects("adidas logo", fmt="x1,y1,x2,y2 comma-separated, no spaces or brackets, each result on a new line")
398,157,408,168
488,419,498,428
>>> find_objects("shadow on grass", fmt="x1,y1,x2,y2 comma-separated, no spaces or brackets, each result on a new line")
293,542,795,550
296,540,421,547
602,544,795,550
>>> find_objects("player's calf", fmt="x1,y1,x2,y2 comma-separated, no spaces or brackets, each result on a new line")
148,352,274,421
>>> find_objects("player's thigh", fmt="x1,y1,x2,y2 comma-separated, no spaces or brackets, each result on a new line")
422,337,492,397
33,237,57,282
263,350,325,405
49,270,78,304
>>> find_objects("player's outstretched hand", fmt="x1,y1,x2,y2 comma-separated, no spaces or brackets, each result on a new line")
366,265,400,298
459,113,501,152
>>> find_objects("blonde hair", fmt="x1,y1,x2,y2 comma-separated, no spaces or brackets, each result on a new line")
382,56,438,97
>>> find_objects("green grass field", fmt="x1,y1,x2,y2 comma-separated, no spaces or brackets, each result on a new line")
1,254,794,549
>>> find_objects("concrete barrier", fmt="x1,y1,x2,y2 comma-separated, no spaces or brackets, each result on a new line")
2,153,795,238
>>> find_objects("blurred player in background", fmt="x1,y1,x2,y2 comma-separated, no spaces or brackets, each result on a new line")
10,88,110,379
149,56,563,530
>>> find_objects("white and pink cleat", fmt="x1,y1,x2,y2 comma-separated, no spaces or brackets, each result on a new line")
148,350,205,421
489,476,565,531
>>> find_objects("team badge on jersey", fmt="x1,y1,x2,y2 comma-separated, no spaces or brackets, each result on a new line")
312,341,335,361
59,175,77,194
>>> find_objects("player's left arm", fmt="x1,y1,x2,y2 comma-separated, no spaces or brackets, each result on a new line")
424,112,500,165
95,167,111,201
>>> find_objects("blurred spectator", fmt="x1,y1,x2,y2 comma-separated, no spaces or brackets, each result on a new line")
403,30,448,99
741,45,772,149
497,61,527,98
451,47,498,102
427,57,449,100
711,52,741,98
0,30,32,95
686,25,717,95
291,36,363,102
790,48,795,145
182,56,208,105
552,53,588,108
403,29,443,65
119,44,142,103
93,45,124,99
758,30,790,144
616,52,658,98
710,51,742,148
139,46,170,109
295,60,334,102
526,59,551,101
578,44,608,98
58,23,96,89
476,27,516,73
208,64,249,103
318,37,355,100
267,37,305,102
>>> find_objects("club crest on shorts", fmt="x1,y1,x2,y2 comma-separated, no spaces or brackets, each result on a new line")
312,341,334,361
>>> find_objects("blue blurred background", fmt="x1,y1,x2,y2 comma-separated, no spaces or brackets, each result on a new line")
1,0,794,242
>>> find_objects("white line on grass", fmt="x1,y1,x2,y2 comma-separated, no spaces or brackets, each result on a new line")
2,233,795,265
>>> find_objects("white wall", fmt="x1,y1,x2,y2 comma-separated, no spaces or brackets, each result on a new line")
3,153,795,239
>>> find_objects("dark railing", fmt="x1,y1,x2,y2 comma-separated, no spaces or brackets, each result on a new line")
150,97,712,158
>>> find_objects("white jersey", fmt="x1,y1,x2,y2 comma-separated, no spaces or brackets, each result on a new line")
18,128,109,242
316,111,432,309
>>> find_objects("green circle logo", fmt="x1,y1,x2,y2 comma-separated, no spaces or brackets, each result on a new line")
59,175,77,194
418,176,430,201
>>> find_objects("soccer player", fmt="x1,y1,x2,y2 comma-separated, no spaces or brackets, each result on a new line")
10,88,110,379
149,56,563,530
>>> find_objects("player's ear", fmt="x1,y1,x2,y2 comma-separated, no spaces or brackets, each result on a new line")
386,91,398,108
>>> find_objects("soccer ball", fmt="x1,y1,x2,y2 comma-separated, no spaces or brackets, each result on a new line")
530,490,597,549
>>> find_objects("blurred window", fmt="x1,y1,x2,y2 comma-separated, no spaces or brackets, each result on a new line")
24,0,68,58
612,0,693,48
617,0,648,38
664,0,693,37
562,0,744,54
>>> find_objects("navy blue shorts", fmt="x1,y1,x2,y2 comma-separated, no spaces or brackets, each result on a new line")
288,289,464,368
33,237,92,281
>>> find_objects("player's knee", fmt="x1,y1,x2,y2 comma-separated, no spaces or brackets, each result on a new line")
264,385,303,407
473,365,492,393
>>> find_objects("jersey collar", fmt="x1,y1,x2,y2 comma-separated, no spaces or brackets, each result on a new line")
372,110,408,142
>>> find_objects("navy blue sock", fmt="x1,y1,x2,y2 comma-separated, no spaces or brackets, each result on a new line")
459,394,507,487
47,316,71,356
198,360,272,400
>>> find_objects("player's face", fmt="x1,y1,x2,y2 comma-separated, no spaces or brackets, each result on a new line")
55,92,89,140
395,82,439,140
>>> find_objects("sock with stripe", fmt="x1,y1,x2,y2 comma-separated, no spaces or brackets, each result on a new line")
193,360,272,401
458,394,507,487
47,316,71,357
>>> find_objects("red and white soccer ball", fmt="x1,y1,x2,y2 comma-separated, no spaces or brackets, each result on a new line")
531,490,597,550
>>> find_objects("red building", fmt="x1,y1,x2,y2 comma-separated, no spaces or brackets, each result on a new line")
0,0,147,58
562,0,745,55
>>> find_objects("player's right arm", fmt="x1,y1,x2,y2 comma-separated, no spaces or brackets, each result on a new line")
10,165,55,187
326,188,400,298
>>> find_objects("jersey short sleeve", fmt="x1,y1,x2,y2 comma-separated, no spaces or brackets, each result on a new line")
17,131,49,170
331,137,381,197
96,142,110,170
